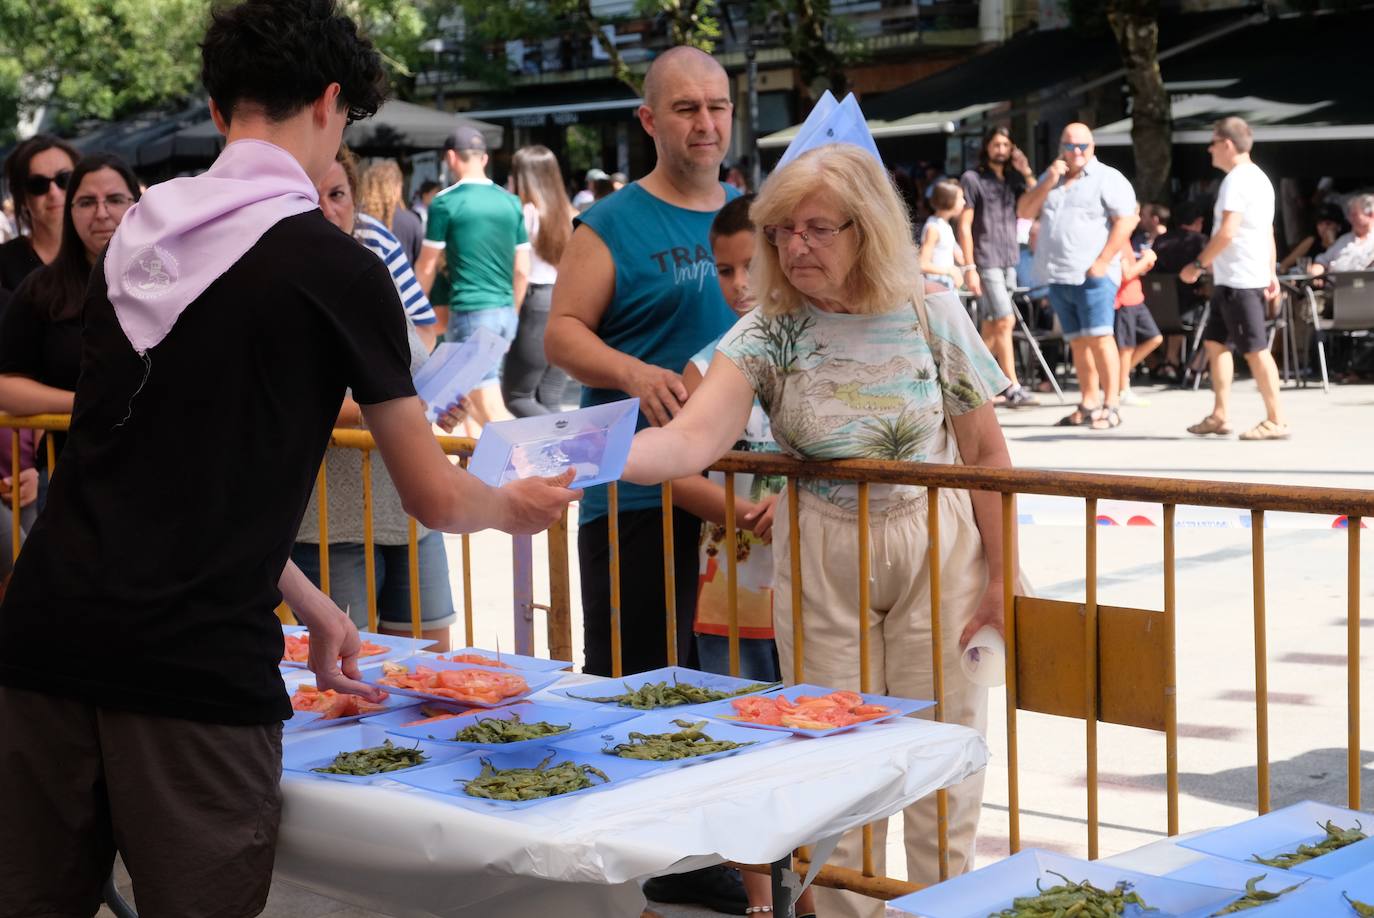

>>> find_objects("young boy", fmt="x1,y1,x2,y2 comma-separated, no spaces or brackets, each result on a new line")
672,193,817,918
0,2,575,912
1114,219,1163,406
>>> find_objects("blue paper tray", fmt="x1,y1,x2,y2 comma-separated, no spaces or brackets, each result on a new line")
360,701,475,730
284,666,418,731
1167,854,1324,910
282,724,467,784
889,849,1239,918
468,398,640,490
385,701,638,752
360,658,565,708
434,648,573,673
1178,800,1372,879
695,682,934,738
1238,859,1374,915
389,744,653,809
550,710,787,771
551,666,780,713
280,630,436,669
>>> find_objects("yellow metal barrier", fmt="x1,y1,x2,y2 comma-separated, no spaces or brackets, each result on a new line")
3,413,1368,906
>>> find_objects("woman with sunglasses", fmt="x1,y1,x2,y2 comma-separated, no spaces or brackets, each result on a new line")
0,134,80,294
0,154,140,431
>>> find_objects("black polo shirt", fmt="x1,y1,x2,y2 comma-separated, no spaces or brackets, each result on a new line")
959,166,1028,270
0,210,416,725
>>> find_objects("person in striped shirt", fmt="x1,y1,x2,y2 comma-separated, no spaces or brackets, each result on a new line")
353,206,439,350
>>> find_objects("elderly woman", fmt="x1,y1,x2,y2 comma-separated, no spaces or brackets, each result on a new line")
622,143,1013,916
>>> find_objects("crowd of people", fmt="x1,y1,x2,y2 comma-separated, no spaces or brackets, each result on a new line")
0,0,1372,915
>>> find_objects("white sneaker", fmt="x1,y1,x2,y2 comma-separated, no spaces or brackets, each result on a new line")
1118,388,1151,407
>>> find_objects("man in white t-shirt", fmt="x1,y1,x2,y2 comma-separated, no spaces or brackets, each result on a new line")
1179,117,1287,440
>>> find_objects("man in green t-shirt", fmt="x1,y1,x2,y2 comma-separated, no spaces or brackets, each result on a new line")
415,125,530,428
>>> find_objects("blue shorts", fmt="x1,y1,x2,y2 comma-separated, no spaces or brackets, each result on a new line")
695,633,781,683
1048,276,1118,340
447,306,518,384
290,531,456,633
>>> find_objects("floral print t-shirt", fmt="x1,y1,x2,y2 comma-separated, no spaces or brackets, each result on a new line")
717,290,1009,509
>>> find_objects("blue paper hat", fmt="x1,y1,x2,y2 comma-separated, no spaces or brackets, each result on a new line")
777,92,884,169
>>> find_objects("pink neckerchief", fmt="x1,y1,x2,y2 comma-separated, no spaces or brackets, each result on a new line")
104,139,319,355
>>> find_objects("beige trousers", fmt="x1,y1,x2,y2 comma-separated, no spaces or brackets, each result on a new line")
773,487,989,918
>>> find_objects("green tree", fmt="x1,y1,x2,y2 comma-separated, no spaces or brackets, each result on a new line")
753,0,857,105
1107,0,1171,204
0,0,208,140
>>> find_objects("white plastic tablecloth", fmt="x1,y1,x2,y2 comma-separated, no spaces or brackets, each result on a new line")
274,684,987,918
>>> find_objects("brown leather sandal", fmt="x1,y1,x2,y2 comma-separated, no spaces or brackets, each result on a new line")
1186,415,1231,436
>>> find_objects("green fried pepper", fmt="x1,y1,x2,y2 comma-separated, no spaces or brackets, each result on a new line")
441,712,571,744
1210,875,1306,914
462,753,610,801
311,739,428,776
1251,820,1366,869
1345,892,1374,916
568,677,781,709
605,719,755,761
987,871,1155,917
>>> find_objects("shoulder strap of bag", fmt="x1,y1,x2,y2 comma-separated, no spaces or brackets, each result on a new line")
910,287,963,464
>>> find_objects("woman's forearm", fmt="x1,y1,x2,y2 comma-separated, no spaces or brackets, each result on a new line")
624,425,722,484
0,376,74,415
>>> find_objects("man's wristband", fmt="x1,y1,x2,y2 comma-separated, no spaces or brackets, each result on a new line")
961,264,978,273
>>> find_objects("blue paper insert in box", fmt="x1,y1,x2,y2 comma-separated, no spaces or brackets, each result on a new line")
359,658,564,707
435,647,573,673
412,326,510,422
888,849,1239,918
468,398,640,490
284,664,419,731
1178,800,1372,879
551,665,779,712
550,710,787,771
694,682,934,738
384,701,639,751
281,724,466,783
389,744,654,809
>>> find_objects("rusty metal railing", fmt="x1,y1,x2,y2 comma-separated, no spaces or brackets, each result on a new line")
3,414,1366,908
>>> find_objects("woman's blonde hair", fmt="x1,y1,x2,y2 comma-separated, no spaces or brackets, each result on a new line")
358,159,404,229
510,145,575,267
750,143,919,316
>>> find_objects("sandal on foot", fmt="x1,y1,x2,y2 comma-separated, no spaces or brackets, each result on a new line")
1187,415,1231,436
1054,404,1093,427
1089,405,1121,430
1238,419,1290,441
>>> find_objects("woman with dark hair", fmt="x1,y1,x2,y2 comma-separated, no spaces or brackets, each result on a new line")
0,153,140,421
0,134,80,293
502,144,574,415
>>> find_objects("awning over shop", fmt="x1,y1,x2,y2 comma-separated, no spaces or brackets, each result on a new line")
343,100,502,155
1092,10,1374,147
757,102,1001,149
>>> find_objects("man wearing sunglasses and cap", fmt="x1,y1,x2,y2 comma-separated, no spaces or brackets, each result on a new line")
414,123,531,430
1018,122,1138,430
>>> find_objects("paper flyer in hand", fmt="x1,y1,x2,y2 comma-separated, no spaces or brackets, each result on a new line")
468,398,640,490
412,326,510,422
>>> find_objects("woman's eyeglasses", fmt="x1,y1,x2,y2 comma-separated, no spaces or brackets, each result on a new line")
763,220,855,248
24,170,72,197
72,194,135,214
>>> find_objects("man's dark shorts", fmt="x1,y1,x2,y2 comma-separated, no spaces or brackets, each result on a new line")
0,687,283,918
1203,285,1271,355
1114,303,1162,349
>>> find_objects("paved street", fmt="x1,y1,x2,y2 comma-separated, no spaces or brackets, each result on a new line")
102,376,1374,917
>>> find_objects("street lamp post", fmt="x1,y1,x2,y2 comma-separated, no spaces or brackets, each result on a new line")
746,42,760,191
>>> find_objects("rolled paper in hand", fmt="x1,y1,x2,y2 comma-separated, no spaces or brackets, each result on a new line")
960,625,1006,688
